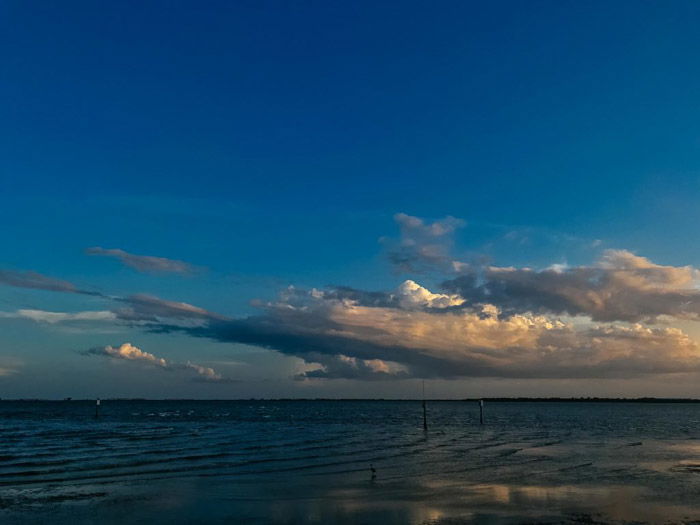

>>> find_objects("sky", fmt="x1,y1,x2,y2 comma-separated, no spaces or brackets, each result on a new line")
3,1,700,398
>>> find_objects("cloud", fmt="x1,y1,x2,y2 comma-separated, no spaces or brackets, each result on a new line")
184,362,223,382
85,342,230,383
308,280,463,311
0,364,19,377
0,287,224,328
141,282,700,380
86,342,168,367
0,269,95,294
113,294,224,325
0,309,117,324
396,280,464,309
385,213,466,273
86,247,196,274
13,213,700,383
442,249,700,323
299,353,408,380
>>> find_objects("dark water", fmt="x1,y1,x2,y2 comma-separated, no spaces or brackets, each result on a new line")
2,400,700,524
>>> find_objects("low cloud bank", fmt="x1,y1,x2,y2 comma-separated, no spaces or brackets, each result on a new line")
7,213,700,382
123,282,700,381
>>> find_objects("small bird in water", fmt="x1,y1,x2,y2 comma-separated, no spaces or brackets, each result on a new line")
370,463,377,480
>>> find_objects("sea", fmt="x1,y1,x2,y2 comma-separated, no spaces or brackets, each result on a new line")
2,400,700,524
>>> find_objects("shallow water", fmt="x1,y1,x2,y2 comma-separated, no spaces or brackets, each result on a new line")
2,400,700,524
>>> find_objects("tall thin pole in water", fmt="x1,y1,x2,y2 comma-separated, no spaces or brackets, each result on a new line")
479,399,484,425
95,398,101,419
422,381,428,431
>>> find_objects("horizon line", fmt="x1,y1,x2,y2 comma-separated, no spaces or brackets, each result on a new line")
4,397,700,403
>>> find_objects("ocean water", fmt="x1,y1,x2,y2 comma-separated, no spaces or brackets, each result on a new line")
2,400,700,524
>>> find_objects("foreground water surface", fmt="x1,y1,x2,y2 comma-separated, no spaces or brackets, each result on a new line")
2,400,700,524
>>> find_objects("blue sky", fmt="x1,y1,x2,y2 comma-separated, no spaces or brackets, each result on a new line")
3,1,700,398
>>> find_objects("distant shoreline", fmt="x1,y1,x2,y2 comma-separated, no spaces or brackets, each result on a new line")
3,397,700,403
